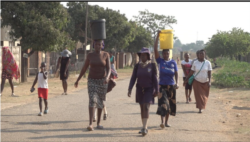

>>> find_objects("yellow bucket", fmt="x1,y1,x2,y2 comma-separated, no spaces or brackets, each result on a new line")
159,29,173,49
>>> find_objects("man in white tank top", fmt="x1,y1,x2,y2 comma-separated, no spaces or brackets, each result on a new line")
31,62,49,116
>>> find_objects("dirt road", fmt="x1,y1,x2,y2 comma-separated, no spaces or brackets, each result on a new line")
1,67,238,142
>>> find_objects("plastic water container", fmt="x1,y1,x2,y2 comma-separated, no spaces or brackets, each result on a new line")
159,29,173,49
90,19,106,40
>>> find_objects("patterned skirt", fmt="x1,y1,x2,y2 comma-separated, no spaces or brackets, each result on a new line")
156,85,176,116
2,70,13,80
87,78,108,109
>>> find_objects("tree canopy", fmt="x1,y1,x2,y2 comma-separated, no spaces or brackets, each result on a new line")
1,2,74,52
133,9,177,39
205,28,250,59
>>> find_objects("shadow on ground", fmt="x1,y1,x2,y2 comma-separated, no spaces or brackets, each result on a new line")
232,106,250,110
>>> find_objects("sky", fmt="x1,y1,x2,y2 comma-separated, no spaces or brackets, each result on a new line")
61,2,250,45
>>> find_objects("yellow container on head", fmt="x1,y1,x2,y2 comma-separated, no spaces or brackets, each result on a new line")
159,29,173,49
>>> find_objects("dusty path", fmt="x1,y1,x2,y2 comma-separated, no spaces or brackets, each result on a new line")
1,68,235,142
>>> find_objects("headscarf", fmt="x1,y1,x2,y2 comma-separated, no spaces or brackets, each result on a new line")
2,46,20,80
93,40,105,50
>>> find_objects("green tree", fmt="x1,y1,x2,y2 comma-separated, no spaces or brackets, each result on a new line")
205,28,250,59
67,3,136,51
125,25,153,66
133,9,177,40
1,2,73,82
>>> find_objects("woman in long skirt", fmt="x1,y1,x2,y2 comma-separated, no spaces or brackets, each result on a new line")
184,49,212,113
154,31,179,129
74,40,111,131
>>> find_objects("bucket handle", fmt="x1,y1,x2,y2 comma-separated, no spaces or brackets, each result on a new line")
160,32,173,34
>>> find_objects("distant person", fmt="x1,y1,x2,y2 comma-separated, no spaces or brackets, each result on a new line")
181,53,193,103
74,40,111,131
128,47,158,136
31,62,49,116
1,46,20,97
213,58,218,69
154,31,179,129
191,50,200,65
56,48,72,95
177,57,180,65
184,50,212,113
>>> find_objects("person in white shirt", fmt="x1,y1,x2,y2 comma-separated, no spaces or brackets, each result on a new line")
31,62,49,116
181,53,193,103
184,50,212,113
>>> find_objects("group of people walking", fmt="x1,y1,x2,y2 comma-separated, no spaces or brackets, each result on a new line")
128,31,212,136
1,30,212,137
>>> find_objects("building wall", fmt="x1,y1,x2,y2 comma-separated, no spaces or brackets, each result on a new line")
125,53,132,66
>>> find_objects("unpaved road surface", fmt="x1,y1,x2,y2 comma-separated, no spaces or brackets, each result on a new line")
1,68,235,142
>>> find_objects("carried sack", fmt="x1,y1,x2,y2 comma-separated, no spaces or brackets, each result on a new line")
188,60,205,85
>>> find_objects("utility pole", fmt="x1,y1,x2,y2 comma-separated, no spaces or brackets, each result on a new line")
83,2,88,78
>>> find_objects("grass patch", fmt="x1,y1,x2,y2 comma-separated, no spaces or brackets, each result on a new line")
212,58,250,88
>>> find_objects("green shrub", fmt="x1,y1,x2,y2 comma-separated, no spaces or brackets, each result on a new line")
213,57,250,88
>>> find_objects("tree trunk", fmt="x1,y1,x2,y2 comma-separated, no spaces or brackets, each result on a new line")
21,49,28,82
83,2,88,78
130,52,134,67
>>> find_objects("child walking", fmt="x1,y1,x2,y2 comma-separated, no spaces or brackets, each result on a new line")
31,62,49,116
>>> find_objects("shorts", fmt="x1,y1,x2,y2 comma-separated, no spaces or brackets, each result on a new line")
38,88,48,100
2,70,13,80
183,77,192,90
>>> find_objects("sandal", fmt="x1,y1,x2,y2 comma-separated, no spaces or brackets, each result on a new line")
138,129,143,134
87,126,94,131
189,97,192,102
103,114,108,120
165,124,171,127
160,123,165,129
93,119,96,122
141,128,148,136
96,125,104,129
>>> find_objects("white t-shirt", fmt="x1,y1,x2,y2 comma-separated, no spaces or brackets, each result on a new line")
191,60,212,83
38,72,48,88
181,59,193,77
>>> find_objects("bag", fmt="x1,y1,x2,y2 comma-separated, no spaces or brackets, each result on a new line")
107,78,116,93
188,60,205,85
55,69,60,78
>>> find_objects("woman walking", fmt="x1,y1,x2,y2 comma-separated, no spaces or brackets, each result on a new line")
154,31,179,129
181,53,193,103
184,49,212,113
74,40,111,131
1,46,20,96
128,47,158,136
56,48,71,95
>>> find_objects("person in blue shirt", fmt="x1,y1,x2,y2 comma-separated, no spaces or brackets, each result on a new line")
154,30,179,129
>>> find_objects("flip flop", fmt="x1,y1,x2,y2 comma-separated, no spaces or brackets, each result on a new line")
189,98,192,102
96,125,104,129
165,124,171,127
142,128,148,136
160,123,165,129
87,126,94,131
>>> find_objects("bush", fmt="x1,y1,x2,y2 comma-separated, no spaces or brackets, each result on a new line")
213,58,250,88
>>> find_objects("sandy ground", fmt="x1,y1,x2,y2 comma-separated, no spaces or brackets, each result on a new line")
1,65,250,141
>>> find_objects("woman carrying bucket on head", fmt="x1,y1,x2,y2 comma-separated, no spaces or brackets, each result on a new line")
74,39,111,131
154,30,179,129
